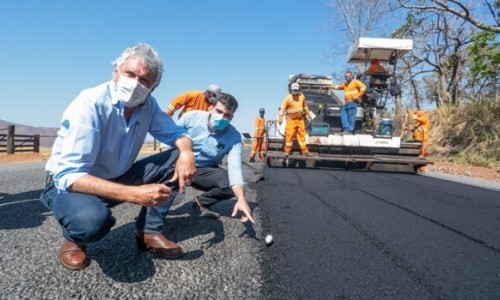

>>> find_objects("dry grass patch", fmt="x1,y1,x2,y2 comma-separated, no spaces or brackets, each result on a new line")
0,141,161,164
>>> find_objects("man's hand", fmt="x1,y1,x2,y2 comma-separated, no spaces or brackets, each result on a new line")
169,150,196,193
130,183,175,207
231,197,256,224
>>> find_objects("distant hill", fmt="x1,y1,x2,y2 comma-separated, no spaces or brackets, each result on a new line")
0,119,59,147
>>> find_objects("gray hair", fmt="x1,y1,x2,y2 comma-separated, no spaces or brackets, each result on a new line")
112,43,163,88
217,92,239,112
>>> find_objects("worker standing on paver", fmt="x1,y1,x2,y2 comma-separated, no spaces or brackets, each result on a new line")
327,71,366,134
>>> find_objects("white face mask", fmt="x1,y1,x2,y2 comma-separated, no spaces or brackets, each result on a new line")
115,75,151,107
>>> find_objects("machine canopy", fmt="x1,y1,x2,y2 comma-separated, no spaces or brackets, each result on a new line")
347,38,413,64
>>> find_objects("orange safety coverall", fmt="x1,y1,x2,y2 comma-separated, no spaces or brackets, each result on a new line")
278,93,311,154
330,80,366,102
366,62,389,75
167,90,209,119
250,116,266,160
409,110,431,158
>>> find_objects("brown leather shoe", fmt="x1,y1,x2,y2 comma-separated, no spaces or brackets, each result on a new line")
60,240,87,270
136,232,183,259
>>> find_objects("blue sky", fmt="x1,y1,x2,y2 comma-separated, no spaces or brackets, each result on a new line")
1,0,359,135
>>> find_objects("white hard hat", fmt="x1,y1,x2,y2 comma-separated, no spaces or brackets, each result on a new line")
291,83,300,90
207,84,221,96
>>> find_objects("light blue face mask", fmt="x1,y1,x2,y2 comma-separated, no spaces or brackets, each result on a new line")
210,114,230,131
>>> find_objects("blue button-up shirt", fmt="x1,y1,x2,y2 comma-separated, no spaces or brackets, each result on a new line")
176,110,244,187
46,81,187,191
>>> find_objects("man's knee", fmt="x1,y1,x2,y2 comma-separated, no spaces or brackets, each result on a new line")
65,208,116,243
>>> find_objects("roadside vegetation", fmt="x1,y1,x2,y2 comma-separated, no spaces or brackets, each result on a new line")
429,99,500,170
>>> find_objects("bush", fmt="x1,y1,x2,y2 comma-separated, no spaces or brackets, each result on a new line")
430,99,500,170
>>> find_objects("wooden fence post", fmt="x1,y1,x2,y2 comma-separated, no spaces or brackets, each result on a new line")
34,134,40,153
7,125,15,154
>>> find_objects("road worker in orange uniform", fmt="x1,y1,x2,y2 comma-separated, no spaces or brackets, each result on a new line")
365,58,389,76
327,71,366,134
249,108,266,162
166,84,221,119
160,84,222,152
278,83,313,157
407,109,431,171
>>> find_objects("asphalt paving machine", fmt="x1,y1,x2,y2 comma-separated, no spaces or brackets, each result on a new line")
262,38,432,173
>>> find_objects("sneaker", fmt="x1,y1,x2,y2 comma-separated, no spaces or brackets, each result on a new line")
249,157,256,163
193,196,220,219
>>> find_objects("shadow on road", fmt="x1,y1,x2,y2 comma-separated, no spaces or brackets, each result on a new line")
88,202,235,282
0,189,49,230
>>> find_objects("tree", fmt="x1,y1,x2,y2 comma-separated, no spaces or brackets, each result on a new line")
468,30,500,100
326,0,394,68
397,0,500,33
392,7,474,106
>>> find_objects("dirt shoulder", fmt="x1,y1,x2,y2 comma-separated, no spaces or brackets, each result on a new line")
426,161,500,182
1,151,498,183
0,152,51,164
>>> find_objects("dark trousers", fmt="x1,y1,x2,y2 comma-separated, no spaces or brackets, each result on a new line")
39,149,179,244
191,167,235,207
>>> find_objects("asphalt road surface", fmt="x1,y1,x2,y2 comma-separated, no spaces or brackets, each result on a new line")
1,157,499,299
259,165,500,299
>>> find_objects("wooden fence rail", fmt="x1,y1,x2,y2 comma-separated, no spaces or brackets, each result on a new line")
0,125,40,154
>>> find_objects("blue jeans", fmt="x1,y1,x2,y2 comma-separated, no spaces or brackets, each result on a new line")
341,101,358,132
39,149,179,244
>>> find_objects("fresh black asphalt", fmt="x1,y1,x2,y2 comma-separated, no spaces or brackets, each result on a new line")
1,155,499,299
